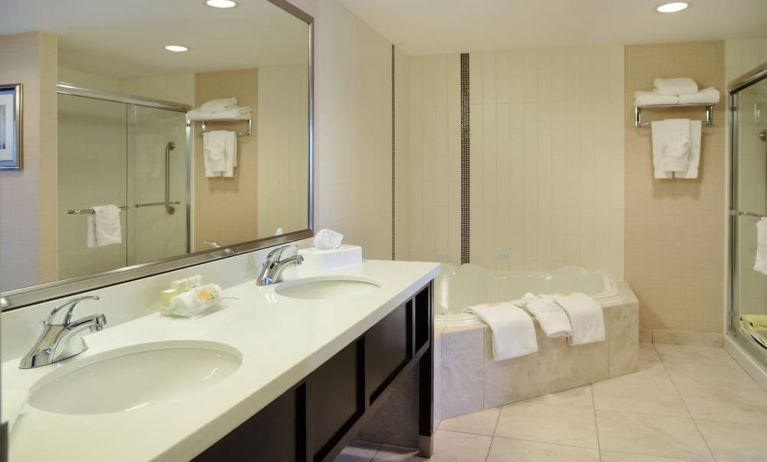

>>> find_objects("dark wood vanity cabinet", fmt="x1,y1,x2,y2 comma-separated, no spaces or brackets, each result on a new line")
193,282,433,462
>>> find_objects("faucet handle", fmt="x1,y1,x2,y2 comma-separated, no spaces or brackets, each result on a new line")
265,244,297,263
47,295,100,326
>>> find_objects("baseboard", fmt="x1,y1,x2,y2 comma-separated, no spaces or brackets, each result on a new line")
643,328,723,347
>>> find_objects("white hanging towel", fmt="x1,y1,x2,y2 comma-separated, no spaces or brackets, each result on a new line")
675,120,702,179
468,302,538,361
203,130,237,177
554,293,605,346
87,205,122,247
525,296,572,338
754,218,767,276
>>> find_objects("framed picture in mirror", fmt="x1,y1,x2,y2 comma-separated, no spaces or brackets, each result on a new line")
0,83,22,170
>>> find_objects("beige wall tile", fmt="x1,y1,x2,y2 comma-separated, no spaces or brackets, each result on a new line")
624,41,726,334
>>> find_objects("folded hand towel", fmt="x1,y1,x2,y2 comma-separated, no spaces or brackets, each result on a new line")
203,130,237,178
468,302,538,361
674,120,702,179
187,107,252,121
678,87,720,105
87,204,122,247
754,218,767,276
554,293,605,345
654,78,698,96
201,97,237,112
525,297,572,338
634,91,679,107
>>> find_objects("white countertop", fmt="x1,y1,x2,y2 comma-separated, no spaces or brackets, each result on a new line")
2,260,440,462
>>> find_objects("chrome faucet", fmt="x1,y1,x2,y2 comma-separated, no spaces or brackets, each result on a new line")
20,296,106,369
257,245,304,286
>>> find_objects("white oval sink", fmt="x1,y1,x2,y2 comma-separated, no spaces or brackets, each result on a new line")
275,276,380,300
29,340,241,415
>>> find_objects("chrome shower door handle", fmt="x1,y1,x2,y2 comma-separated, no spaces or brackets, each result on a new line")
165,141,176,215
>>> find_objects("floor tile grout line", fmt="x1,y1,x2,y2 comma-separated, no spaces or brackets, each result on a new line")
590,384,603,462
657,344,719,462
491,434,602,452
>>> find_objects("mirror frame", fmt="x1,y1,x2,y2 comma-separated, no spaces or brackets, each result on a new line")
0,0,315,311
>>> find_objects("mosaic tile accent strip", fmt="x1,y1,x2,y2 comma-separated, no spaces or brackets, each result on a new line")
460,53,470,264
391,44,396,260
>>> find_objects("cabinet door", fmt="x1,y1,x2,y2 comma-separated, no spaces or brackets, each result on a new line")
309,339,363,461
365,302,410,403
193,387,301,462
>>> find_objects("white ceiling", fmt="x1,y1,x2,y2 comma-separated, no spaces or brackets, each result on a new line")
0,0,310,79
334,0,767,56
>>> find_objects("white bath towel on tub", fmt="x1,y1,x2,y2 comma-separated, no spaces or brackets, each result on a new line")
468,302,538,361
525,297,572,338
554,293,605,345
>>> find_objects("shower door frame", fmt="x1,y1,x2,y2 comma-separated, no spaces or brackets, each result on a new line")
56,82,193,267
728,61,767,364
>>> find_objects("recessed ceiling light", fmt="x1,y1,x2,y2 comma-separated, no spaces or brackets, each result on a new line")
656,2,689,13
205,0,237,8
164,45,189,53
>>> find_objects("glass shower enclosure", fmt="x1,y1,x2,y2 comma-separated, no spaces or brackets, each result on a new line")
57,84,190,280
729,62,767,365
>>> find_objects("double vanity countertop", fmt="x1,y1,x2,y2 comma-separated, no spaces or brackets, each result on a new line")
2,260,440,462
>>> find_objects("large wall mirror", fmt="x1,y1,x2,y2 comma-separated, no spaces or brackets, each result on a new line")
0,0,313,308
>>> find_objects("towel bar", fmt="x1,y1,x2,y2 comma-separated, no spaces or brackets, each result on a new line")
194,118,252,137
66,201,181,215
731,210,765,219
634,104,714,128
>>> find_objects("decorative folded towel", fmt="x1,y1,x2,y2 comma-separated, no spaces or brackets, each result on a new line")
468,302,538,361
674,121,702,179
525,296,572,338
203,130,237,177
754,218,767,276
634,91,679,107
187,107,252,121
678,87,720,105
201,97,237,112
654,78,698,96
554,293,605,345
87,204,122,247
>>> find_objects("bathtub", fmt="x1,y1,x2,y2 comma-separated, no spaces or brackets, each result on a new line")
434,264,619,326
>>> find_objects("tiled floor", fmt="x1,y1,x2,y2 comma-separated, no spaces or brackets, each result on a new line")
336,344,767,462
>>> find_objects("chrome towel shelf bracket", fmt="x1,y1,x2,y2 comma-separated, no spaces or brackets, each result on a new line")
634,103,715,128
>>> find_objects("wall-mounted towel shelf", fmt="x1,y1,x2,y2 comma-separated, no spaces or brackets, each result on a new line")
192,118,252,137
634,103,715,128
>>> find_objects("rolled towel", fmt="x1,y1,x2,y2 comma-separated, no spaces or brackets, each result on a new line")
187,106,252,121
201,97,237,112
678,87,720,105
525,297,572,338
654,78,698,96
87,204,122,247
468,302,538,361
634,91,678,107
754,218,767,276
554,293,605,345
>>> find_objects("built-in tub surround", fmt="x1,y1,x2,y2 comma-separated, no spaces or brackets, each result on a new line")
2,259,440,461
434,280,638,419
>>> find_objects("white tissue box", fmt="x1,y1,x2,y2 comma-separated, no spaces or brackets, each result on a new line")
298,245,362,272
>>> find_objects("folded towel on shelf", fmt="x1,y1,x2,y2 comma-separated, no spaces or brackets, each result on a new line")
634,91,679,107
187,106,252,121
678,87,720,105
754,218,767,276
468,302,538,361
203,130,237,178
654,78,698,96
200,97,238,112
674,120,702,179
87,204,122,247
554,293,605,345
525,296,572,338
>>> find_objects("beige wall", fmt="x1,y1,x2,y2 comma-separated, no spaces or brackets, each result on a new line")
625,41,726,334
316,0,393,260
0,32,57,291
193,69,259,250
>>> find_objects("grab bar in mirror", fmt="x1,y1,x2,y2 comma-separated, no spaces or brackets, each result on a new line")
66,202,181,215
